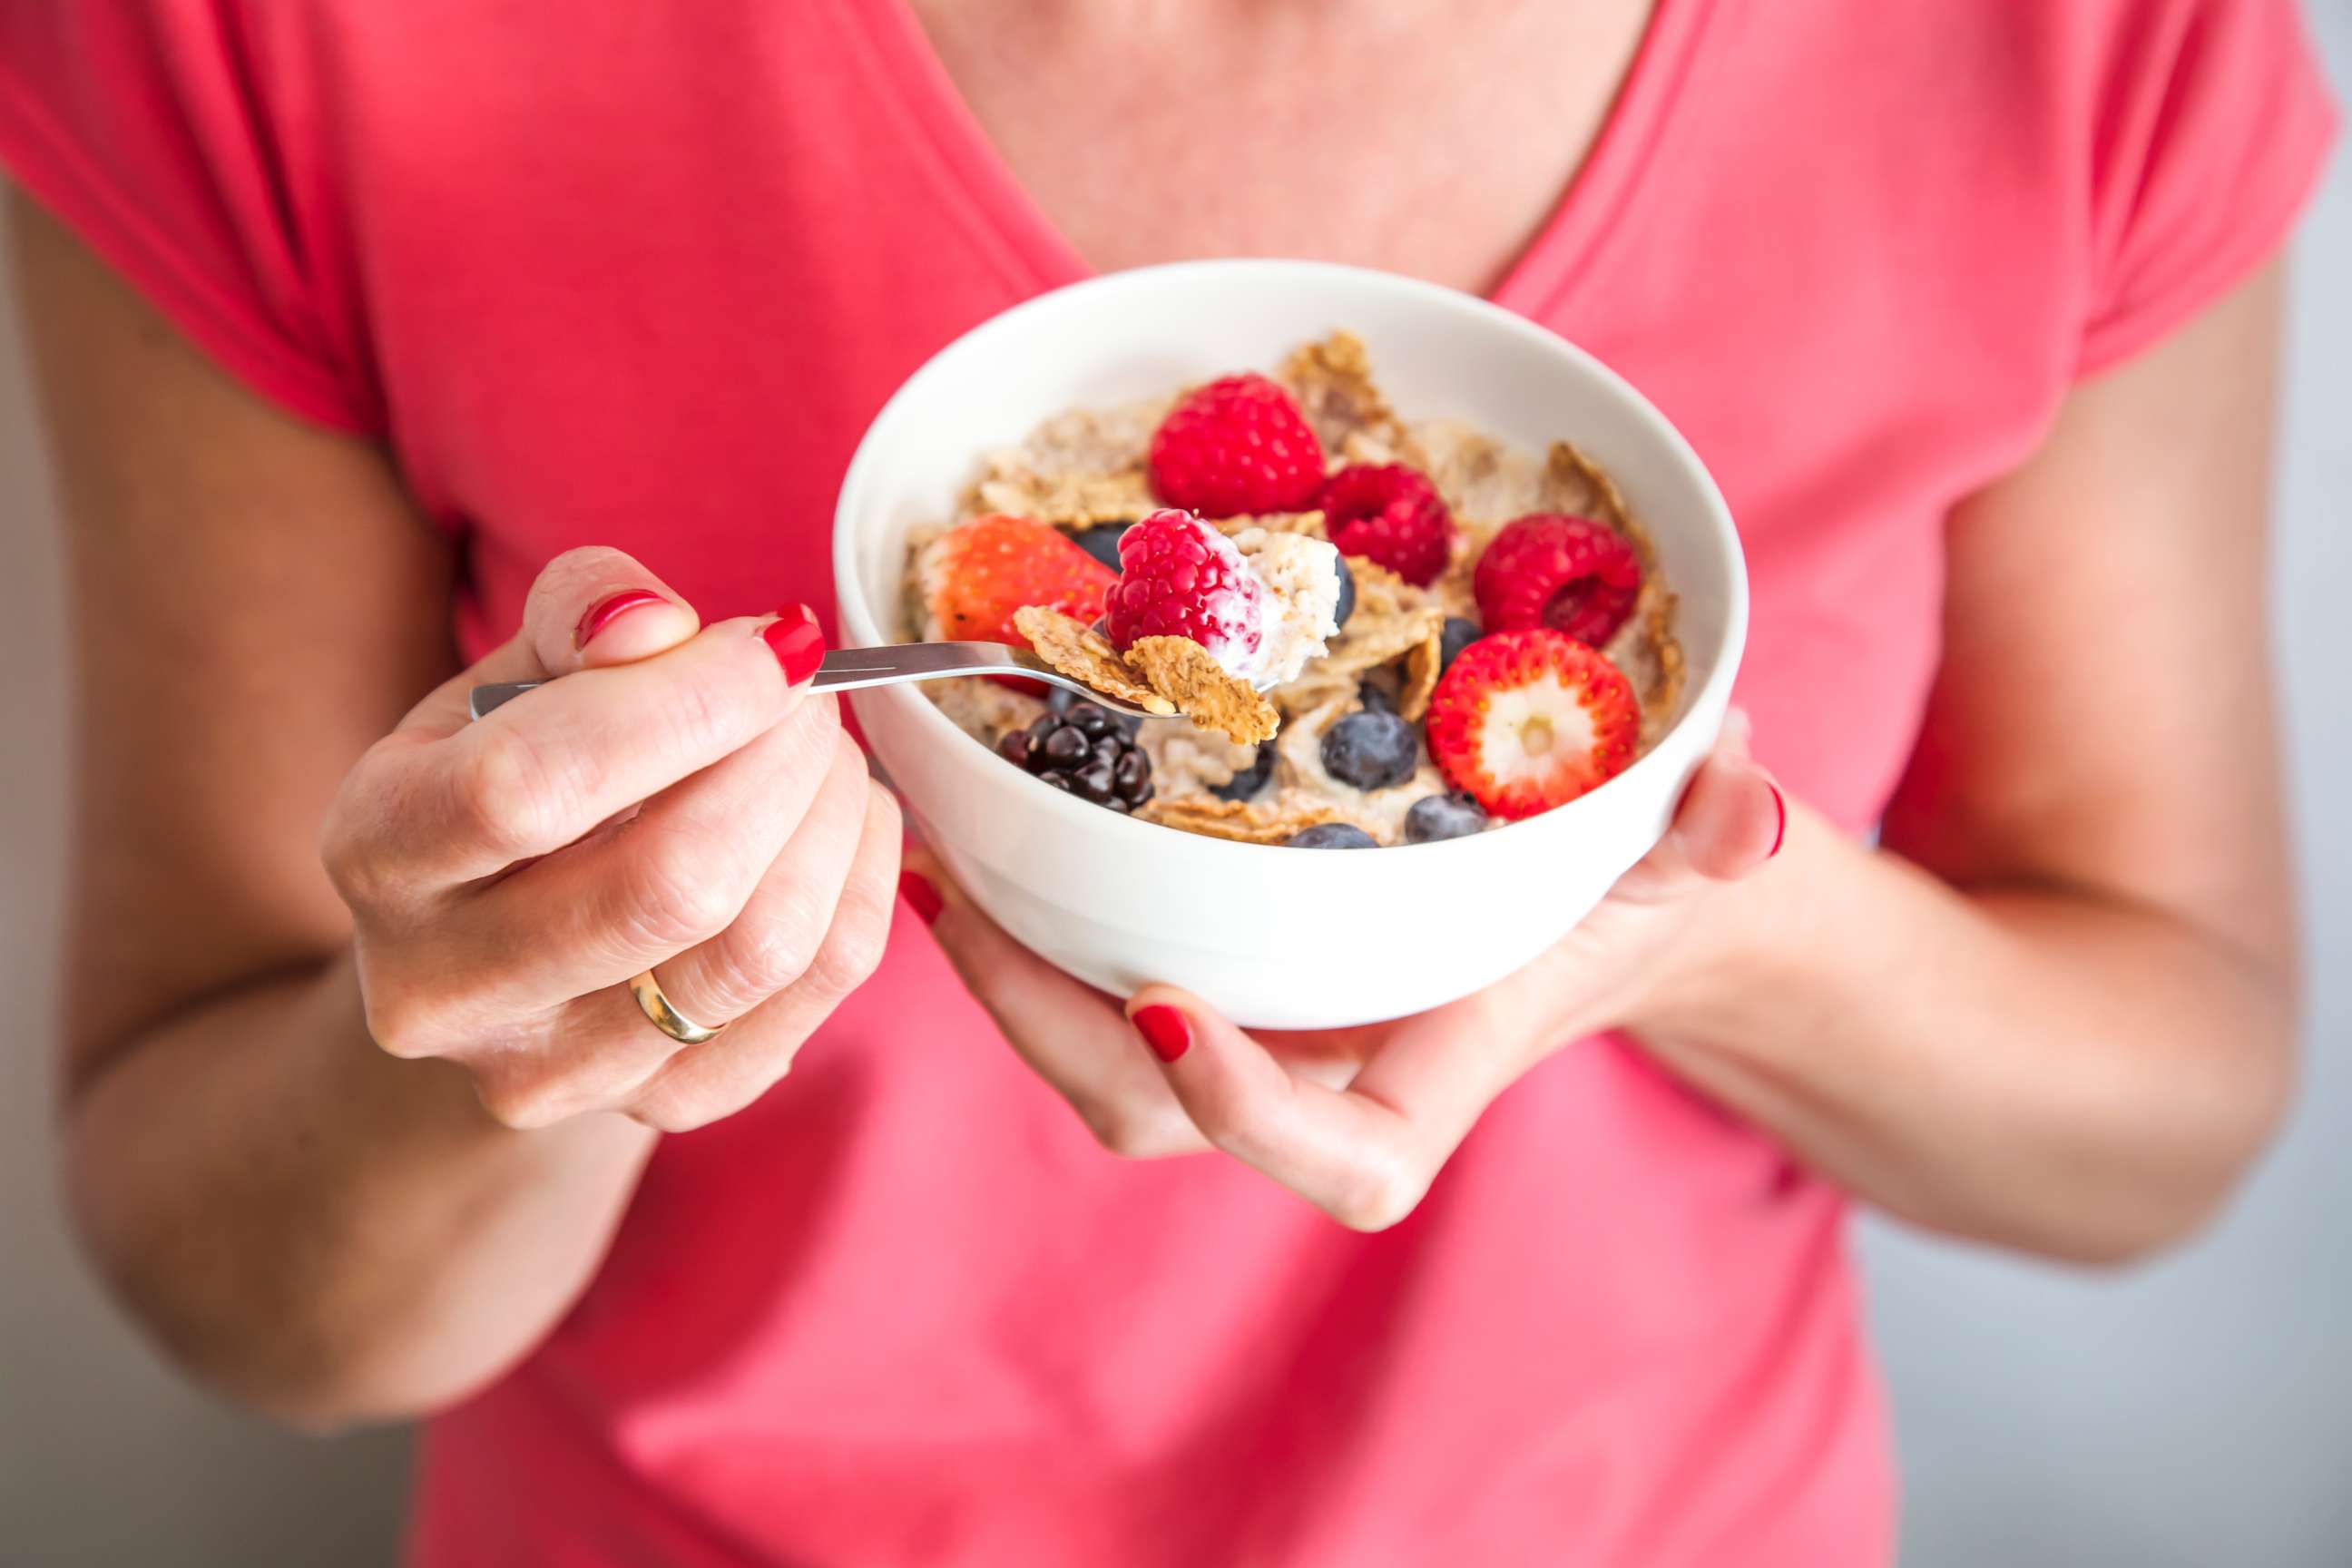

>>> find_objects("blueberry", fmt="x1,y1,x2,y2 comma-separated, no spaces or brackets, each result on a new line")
1320,710,1419,791
1333,554,1357,632
1072,522,1131,572
1286,822,1379,849
1439,617,1480,674
1404,791,1489,843
1358,681,1395,714
1211,744,1275,802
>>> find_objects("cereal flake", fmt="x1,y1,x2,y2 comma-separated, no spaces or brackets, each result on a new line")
1012,606,1176,716
1126,635,1280,745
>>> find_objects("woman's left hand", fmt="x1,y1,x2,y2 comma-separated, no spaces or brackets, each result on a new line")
906,719,1785,1230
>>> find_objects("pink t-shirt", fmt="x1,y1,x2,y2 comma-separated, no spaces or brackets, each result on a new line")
3,3,2334,1563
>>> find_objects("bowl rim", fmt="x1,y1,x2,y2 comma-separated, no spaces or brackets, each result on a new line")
832,258,1748,863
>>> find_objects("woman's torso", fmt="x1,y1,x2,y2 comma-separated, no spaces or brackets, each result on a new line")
400,7,1943,1561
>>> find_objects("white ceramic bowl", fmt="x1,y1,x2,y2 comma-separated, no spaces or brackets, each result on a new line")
835,260,1745,1029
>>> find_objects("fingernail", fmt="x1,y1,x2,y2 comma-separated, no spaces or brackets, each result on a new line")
1132,1004,1191,1063
1768,782,1787,858
897,870,942,926
763,603,825,684
574,589,667,650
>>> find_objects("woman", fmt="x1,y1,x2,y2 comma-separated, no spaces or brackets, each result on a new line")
2,1,2332,1563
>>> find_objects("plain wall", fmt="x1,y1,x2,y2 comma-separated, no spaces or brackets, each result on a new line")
1,15,2345,1563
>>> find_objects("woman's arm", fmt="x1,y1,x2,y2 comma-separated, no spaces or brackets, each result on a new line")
15,193,653,1425
1644,260,2297,1262
912,261,2297,1263
13,191,897,1426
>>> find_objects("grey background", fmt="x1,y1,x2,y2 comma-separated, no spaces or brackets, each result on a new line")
1,14,2345,1563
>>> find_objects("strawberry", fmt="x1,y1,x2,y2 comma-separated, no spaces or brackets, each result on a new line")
926,514,1114,646
1148,374,1326,517
1423,629,1639,818
1473,514,1641,645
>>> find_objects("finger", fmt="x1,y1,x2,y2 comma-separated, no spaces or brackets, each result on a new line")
427,694,848,1018
1605,723,1783,903
648,727,876,1024
459,773,895,1132
1668,748,1785,882
523,545,704,672
399,547,704,739
911,846,1210,1159
1126,985,1517,1230
624,778,906,1132
410,608,824,881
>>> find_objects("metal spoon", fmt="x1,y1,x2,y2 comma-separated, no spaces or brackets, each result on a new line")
466,641,1161,722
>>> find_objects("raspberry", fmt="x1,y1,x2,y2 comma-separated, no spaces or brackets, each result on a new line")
1424,629,1639,819
1318,464,1455,586
1472,514,1642,645
927,513,1114,646
1101,509,1265,669
1148,374,1326,517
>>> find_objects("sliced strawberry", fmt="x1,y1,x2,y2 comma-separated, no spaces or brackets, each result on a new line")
1423,629,1639,819
927,514,1115,646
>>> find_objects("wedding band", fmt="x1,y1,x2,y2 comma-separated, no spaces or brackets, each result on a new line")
627,968,725,1044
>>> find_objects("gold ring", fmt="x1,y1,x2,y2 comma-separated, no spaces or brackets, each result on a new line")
627,968,725,1044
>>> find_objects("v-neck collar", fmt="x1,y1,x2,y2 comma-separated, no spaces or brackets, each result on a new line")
841,0,1716,318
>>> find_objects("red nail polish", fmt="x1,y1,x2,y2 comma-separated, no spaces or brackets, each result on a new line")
898,871,942,926
574,589,666,650
763,603,825,684
1768,783,1787,858
1132,1004,1191,1063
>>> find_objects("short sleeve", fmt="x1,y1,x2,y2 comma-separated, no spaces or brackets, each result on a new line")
0,3,380,430
2078,0,2338,377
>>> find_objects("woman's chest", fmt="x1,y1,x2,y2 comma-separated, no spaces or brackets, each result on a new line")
901,0,1658,295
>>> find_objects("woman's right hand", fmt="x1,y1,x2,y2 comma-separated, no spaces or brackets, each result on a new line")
320,547,902,1133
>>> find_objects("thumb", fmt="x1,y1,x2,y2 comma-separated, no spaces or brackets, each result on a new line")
396,545,706,736
1668,745,1787,881
521,544,702,673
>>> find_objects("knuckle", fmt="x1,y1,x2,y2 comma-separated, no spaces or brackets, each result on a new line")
357,965,456,1061
1327,1159,1428,1233
807,897,891,996
730,907,825,1000
654,665,741,764
619,828,747,948
362,991,439,1060
475,1072,573,1132
1084,1103,1191,1161
449,726,579,859
320,746,416,907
